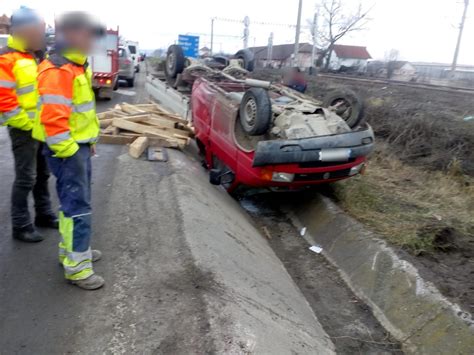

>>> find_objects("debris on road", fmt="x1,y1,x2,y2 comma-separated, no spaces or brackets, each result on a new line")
309,245,323,254
98,103,194,158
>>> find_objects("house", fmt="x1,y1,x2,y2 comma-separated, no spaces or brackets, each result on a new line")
199,46,211,57
248,43,315,69
0,14,10,34
327,45,371,73
387,61,417,81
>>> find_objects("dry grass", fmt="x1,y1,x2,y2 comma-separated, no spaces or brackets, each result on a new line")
333,144,474,254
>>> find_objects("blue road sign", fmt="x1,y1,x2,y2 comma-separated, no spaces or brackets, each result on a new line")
178,35,200,58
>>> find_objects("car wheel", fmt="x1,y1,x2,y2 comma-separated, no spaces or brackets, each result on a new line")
235,49,255,72
127,75,135,87
113,78,119,91
135,65,140,73
165,45,185,79
323,89,364,128
239,88,272,136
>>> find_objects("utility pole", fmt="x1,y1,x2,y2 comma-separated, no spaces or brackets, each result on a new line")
210,17,215,55
243,16,250,49
293,0,303,67
451,0,470,75
267,32,274,68
310,8,319,72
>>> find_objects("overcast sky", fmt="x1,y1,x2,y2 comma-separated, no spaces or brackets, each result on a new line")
2,0,473,64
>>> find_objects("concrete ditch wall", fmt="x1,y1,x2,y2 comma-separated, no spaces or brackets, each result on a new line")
168,151,335,354
289,195,474,354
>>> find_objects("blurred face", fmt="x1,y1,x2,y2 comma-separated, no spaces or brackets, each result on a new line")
13,22,45,51
62,27,95,54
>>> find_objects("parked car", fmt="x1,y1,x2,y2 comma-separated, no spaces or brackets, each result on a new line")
162,44,374,192
118,46,135,87
0,34,8,48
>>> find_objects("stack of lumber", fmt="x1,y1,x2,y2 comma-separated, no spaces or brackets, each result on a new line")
98,103,194,158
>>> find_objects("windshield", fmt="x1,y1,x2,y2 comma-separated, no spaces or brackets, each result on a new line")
128,45,137,54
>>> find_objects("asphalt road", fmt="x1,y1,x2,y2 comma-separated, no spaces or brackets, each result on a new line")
0,71,215,353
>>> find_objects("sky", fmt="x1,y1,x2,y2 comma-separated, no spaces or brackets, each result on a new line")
2,0,473,64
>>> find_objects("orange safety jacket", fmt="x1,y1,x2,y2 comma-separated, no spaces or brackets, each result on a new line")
0,35,39,131
34,51,99,158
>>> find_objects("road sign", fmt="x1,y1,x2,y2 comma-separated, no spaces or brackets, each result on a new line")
178,35,200,58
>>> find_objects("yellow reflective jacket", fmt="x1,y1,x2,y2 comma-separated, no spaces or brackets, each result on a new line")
0,35,39,131
33,51,99,158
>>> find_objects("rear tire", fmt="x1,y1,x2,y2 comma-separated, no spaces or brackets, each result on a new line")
323,89,364,128
235,49,255,72
126,75,135,87
239,88,272,136
165,45,185,79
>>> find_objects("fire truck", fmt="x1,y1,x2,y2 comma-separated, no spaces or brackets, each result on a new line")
88,28,120,99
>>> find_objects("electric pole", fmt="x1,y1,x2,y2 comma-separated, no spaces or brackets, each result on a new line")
451,0,470,75
310,8,319,72
210,17,215,55
267,32,274,67
293,0,303,67
243,16,250,49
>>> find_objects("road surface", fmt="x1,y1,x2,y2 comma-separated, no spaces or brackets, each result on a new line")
0,69,399,354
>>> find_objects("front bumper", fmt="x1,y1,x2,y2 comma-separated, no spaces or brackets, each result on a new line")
252,125,374,167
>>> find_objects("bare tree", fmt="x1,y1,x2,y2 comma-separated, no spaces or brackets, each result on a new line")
310,0,371,70
384,48,400,79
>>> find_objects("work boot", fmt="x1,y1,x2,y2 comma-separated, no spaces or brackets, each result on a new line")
70,274,105,290
92,249,102,262
35,214,59,229
12,224,44,243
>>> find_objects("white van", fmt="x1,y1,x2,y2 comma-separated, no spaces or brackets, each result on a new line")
0,34,8,48
124,40,140,72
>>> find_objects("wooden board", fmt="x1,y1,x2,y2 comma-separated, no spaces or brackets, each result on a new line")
129,137,149,159
98,134,136,145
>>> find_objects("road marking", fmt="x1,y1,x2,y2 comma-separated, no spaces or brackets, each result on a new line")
116,89,136,96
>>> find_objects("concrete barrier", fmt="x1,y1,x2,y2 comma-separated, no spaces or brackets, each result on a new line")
168,151,335,354
289,194,474,354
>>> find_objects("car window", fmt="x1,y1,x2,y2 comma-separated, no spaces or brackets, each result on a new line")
128,45,137,54
0,37,7,48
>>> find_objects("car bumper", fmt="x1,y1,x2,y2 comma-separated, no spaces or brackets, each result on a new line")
252,125,374,167
237,156,367,187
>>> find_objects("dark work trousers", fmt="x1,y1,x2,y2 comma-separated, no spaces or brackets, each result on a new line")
8,127,54,229
43,144,93,277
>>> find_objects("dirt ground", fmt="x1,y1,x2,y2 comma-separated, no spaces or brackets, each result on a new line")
238,193,402,354
253,69,474,314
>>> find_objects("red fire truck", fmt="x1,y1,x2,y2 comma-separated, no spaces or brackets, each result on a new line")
88,28,120,99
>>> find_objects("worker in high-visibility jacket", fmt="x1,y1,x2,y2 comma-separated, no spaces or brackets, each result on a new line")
34,12,105,290
0,7,57,243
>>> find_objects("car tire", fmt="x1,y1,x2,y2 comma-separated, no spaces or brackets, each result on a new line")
323,89,364,128
126,75,135,87
113,78,119,91
235,49,255,72
239,88,272,136
165,45,185,79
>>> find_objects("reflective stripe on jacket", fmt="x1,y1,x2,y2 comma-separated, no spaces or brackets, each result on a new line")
33,51,99,158
0,35,39,131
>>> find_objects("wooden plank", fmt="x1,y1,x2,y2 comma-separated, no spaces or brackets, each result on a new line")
121,103,147,115
151,113,188,125
102,125,119,135
141,118,192,137
129,137,149,159
98,134,136,145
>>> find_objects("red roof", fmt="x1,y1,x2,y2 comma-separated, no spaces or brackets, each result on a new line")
332,45,371,60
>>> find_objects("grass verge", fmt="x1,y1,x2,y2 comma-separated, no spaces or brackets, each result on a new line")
331,144,474,255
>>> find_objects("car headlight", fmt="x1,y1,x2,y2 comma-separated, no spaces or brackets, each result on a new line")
349,163,365,176
272,172,295,182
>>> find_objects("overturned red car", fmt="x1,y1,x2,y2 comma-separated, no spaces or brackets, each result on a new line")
163,45,374,192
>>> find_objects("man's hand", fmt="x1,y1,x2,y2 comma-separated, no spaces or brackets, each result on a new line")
90,144,97,156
